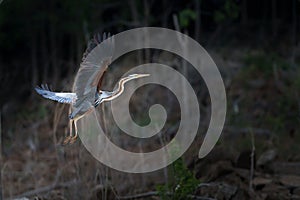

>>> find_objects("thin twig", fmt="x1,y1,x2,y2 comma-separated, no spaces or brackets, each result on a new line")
156,124,169,189
249,128,255,192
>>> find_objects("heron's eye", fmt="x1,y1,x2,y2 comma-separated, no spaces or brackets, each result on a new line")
69,114,74,119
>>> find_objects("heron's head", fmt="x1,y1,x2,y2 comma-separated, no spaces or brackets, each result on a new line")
69,113,74,120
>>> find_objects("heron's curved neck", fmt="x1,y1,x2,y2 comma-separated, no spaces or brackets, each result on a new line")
112,78,125,97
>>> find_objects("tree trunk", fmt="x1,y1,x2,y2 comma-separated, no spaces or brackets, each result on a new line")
272,0,277,38
195,0,201,41
31,33,38,98
241,0,248,27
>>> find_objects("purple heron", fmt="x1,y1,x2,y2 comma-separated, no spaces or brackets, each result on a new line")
35,33,149,144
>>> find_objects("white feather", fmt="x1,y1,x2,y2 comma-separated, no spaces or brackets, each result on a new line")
35,85,77,104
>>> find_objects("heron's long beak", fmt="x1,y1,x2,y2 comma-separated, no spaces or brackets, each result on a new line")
122,73,150,82
136,74,150,78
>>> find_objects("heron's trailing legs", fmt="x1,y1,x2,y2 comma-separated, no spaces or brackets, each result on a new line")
71,120,78,143
63,119,78,144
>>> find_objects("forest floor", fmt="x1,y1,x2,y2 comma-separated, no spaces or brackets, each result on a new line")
2,46,300,200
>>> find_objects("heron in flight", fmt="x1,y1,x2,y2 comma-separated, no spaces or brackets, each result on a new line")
35,33,149,144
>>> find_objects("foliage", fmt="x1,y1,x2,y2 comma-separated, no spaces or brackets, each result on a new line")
229,50,298,137
179,9,196,28
214,0,239,23
17,104,48,121
156,158,200,200
243,51,290,77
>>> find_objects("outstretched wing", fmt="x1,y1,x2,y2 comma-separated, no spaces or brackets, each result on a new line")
72,33,114,107
35,84,77,104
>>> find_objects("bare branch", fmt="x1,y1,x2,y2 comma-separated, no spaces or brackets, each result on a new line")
223,126,272,137
12,179,79,199
119,190,216,200
119,191,160,199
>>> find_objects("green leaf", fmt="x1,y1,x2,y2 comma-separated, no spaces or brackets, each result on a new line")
179,9,196,28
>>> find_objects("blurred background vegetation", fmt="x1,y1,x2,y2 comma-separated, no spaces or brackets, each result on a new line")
1,0,300,199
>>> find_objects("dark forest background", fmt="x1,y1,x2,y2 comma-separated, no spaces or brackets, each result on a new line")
0,0,298,105
1,0,300,199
